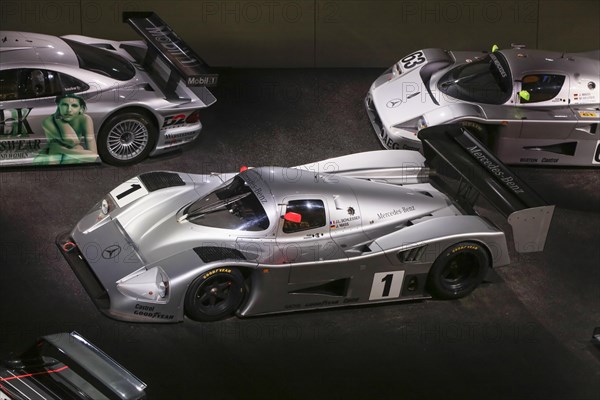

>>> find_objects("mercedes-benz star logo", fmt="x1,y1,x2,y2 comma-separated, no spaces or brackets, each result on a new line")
102,245,122,259
386,98,402,108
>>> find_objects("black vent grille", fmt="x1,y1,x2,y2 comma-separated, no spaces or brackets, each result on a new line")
194,247,247,263
398,245,427,263
139,172,185,192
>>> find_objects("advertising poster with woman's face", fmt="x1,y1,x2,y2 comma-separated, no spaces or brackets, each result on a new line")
0,73,100,166
33,94,99,165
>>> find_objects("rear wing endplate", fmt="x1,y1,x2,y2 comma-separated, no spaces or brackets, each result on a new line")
28,332,147,400
123,12,218,94
418,124,554,253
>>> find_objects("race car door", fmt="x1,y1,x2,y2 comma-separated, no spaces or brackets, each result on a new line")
275,196,347,284
517,74,577,140
0,68,98,166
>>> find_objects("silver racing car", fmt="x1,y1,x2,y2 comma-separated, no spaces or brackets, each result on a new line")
366,45,600,166
0,12,217,166
58,125,554,322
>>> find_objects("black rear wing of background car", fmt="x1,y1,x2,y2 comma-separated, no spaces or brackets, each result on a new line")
123,12,218,99
418,124,554,253
15,332,147,400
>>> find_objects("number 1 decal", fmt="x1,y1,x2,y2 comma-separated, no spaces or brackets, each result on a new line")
369,271,405,300
110,178,149,208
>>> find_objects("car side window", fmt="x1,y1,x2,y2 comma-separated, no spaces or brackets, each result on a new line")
16,69,63,99
59,72,90,93
283,200,326,234
520,74,566,103
0,69,20,101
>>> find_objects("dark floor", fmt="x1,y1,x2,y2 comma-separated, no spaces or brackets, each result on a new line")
1,69,599,400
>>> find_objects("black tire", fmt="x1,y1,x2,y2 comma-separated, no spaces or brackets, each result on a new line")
184,268,246,322
427,242,489,300
98,111,157,166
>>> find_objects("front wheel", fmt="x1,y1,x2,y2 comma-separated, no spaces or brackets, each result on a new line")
184,268,246,322
98,112,157,166
427,242,489,299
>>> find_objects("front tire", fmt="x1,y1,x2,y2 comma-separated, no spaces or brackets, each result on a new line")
427,242,489,299
184,268,246,322
98,111,157,166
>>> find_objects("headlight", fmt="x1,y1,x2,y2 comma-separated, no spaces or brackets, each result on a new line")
101,199,110,215
116,266,170,303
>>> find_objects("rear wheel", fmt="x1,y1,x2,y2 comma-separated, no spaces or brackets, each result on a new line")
427,242,489,299
184,268,246,322
98,111,157,166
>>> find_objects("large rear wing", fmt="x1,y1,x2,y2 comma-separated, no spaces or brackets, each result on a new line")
19,332,146,400
123,12,218,98
418,124,554,253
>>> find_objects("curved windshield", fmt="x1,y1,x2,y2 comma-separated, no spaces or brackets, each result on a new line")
185,176,269,231
63,38,136,81
438,53,512,104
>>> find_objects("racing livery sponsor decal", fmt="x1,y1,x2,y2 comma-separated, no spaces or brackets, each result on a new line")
466,145,525,194
1,94,100,166
102,245,122,259
330,215,360,229
202,268,232,280
377,205,415,220
489,53,508,78
134,304,175,320
369,271,405,300
579,111,599,118
386,98,402,108
399,51,426,71
284,297,359,310
162,113,187,127
110,177,149,208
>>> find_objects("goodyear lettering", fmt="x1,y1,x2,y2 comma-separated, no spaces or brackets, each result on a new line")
450,244,479,254
202,268,232,280
133,304,175,320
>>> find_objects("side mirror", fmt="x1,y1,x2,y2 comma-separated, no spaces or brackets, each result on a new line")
519,90,531,102
283,212,302,223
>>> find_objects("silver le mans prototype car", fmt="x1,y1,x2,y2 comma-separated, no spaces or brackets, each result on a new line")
0,12,217,167
57,125,554,323
366,46,600,166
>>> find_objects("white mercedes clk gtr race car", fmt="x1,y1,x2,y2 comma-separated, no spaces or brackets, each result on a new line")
0,12,217,166
366,46,600,166
57,125,554,323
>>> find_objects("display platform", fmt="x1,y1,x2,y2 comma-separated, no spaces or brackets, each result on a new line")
1,69,598,399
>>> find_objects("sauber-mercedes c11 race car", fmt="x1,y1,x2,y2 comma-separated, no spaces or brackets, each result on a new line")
57,125,554,323
366,45,600,166
0,12,217,166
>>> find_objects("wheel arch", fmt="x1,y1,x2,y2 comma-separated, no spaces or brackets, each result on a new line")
98,105,160,139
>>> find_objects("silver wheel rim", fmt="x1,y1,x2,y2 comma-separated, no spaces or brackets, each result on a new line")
107,119,149,161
